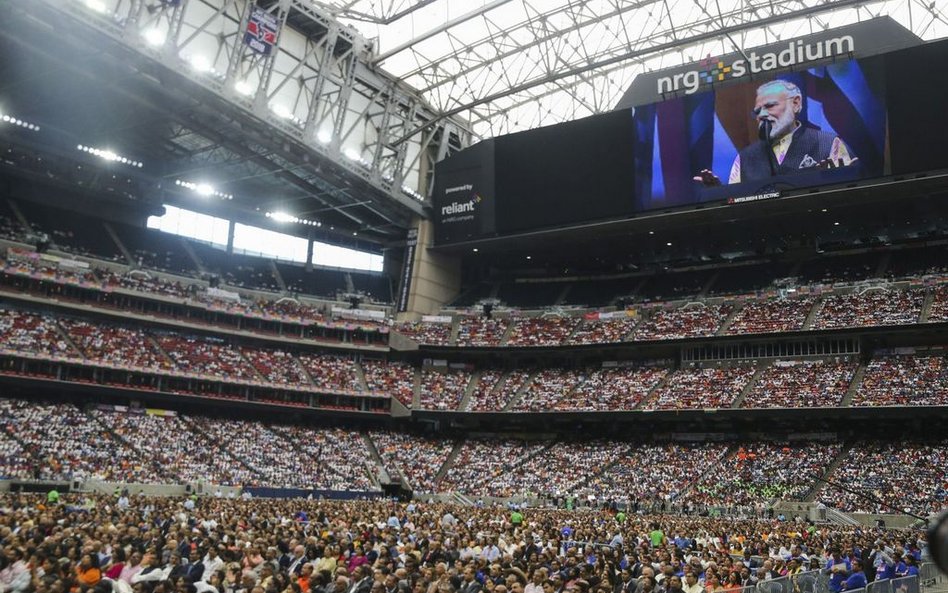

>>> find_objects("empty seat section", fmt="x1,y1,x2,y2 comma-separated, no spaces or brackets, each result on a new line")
450,283,495,307
496,282,561,308
14,200,123,261
193,242,281,292
111,223,197,276
636,268,715,302
563,277,640,307
350,272,393,303
795,252,882,284
708,261,792,295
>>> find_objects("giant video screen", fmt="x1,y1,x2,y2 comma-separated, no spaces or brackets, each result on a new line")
633,57,888,210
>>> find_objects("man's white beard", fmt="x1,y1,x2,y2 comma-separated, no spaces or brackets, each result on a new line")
769,108,797,140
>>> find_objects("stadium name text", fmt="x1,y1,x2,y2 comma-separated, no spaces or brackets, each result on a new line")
657,36,855,95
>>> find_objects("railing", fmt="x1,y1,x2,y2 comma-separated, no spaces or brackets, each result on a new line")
837,575,921,593
728,573,929,593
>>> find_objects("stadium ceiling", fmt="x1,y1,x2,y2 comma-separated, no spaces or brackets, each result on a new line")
323,0,948,139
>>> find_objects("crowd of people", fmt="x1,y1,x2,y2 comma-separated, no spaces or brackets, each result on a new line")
811,290,925,330
456,318,510,347
689,444,840,507
394,322,452,346
462,371,507,412
418,369,474,411
0,491,932,593
1,253,389,343
369,431,455,492
361,360,415,408
513,370,585,412
5,247,948,353
154,335,259,383
853,353,948,407
568,318,637,345
89,409,258,486
505,318,581,347
577,444,729,504
643,366,757,410
724,299,814,335
928,284,948,323
0,309,76,359
741,361,856,409
239,348,312,387
816,442,948,515
0,395,946,517
60,319,174,372
297,354,365,394
552,367,668,412
468,371,531,412
7,304,948,412
633,305,733,342
437,439,550,498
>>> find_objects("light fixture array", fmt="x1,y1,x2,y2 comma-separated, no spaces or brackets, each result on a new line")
77,145,143,168
0,113,40,131
266,211,321,226
175,179,233,200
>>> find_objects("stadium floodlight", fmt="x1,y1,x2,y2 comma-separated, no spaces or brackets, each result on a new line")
234,80,254,96
77,144,142,168
175,179,232,200
143,28,166,47
268,211,296,223
0,112,40,132
401,185,424,201
271,104,293,119
84,0,108,13
194,183,214,196
189,55,212,73
265,211,319,226
317,131,331,144
344,148,361,161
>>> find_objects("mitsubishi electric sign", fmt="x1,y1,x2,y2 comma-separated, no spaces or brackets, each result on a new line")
615,17,921,108
656,36,855,95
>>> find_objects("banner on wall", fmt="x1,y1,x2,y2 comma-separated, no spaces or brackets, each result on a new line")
244,6,280,56
396,228,418,313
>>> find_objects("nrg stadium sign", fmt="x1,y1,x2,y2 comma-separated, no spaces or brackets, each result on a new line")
614,17,922,108
656,36,854,95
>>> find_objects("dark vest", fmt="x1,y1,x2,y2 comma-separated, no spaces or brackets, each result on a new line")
738,125,838,182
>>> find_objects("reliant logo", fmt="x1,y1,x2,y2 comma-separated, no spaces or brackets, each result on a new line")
441,195,482,217
656,36,855,95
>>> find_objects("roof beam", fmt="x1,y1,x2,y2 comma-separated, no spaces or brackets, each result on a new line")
371,0,514,64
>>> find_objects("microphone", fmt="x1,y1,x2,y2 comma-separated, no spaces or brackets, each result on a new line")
758,119,773,143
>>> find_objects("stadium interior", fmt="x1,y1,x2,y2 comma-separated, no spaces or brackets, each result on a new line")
1,5,948,592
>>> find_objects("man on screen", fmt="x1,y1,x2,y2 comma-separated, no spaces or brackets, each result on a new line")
694,79,857,185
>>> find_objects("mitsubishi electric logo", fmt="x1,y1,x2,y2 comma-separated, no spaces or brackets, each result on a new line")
657,36,855,95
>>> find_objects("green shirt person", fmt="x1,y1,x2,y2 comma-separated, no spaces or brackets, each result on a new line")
649,525,665,547
511,509,524,526
616,511,627,523
47,489,59,504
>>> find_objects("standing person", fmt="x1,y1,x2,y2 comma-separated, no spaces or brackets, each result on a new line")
649,525,666,550
826,550,851,593
841,560,866,591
